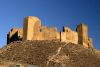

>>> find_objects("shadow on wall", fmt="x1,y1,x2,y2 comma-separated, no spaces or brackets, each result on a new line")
10,32,22,43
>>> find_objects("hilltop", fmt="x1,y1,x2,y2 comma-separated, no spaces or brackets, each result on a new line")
0,40,100,67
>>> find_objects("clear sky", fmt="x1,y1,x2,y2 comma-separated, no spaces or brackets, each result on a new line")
0,0,100,49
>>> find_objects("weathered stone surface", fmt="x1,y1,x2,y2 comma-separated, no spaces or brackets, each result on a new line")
76,24,89,48
61,27,78,44
7,28,23,44
23,16,41,40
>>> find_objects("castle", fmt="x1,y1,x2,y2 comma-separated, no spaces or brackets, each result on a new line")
7,16,93,48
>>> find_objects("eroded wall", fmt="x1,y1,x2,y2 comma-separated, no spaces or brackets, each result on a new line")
7,28,23,44
61,27,78,44
23,16,60,41
41,26,60,40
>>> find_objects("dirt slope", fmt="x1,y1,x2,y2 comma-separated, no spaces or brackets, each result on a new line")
0,40,100,67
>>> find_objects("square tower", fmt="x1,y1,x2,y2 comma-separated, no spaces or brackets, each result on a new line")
23,16,41,40
76,24,88,47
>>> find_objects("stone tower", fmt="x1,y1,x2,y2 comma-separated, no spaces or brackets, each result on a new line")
76,24,88,47
23,16,41,40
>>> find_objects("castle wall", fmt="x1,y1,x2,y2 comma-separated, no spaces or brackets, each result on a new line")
41,26,60,40
48,27,58,40
76,24,89,48
41,26,50,40
9,28,18,38
18,28,23,38
23,16,60,41
61,27,78,44
7,28,23,44
23,18,28,40
32,20,41,40
57,32,60,40
7,16,93,48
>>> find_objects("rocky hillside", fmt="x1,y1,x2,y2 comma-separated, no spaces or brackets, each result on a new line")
0,40,100,67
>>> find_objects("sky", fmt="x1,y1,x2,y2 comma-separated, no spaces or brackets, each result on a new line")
0,0,100,49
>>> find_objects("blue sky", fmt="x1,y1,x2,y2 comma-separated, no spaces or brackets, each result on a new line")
0,0,100,49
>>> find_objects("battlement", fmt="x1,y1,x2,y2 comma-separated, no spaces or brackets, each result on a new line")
7,16,93,48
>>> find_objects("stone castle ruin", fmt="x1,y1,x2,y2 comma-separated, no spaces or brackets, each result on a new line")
7,16,93,48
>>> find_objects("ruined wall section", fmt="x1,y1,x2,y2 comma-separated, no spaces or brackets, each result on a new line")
41,26,60,40
7,28,23,44
23,16,60,41
40,26,49,40
61,27,78,44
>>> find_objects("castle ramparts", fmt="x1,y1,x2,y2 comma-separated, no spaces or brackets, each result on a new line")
7,16,93,48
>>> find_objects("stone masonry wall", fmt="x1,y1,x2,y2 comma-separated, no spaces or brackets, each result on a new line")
7,16,93,48
7,28,23,44
61,27,78,44
76,24,89,48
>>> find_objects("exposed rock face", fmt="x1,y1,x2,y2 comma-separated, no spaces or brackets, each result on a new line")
0,40,100,67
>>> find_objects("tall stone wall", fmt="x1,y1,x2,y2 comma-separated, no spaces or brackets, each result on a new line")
41,26,50,40
61,27,78,44
23,16,59,41
40,26,60,40
76,24,89,48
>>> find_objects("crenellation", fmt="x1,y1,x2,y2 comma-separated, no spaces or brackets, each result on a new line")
7,16,93,48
